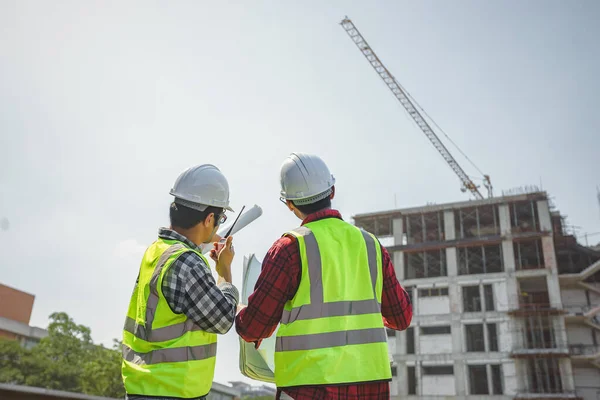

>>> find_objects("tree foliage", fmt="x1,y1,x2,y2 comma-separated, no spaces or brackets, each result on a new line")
0,312,125,398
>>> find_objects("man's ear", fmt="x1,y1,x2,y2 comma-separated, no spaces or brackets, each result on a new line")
286,200,295,212
204,212,215,228
330,186,336,200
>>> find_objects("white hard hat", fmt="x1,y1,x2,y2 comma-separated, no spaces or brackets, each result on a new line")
280,153,335,205
170,164,234,212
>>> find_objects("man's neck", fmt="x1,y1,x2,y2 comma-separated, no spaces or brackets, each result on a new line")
171,226,201,246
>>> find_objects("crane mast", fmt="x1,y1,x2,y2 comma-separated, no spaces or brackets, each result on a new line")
340,17,492,200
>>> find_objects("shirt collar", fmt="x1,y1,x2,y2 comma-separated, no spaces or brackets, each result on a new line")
301,209,343,225
158,228,202,251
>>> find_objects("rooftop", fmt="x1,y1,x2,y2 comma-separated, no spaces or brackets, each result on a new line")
353,191,548,219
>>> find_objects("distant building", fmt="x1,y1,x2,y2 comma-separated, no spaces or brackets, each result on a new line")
229,381,276,398
0,284,242,399
0,383,240,400
354,191,600,400
208,382,242,400
0,283,48,348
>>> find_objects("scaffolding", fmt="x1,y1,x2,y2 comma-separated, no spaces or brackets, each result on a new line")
352,192,599,399
455,204,501,239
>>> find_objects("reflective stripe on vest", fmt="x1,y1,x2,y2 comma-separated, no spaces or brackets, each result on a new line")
122,243,213,363
277,226,385,352
122,239,217,398
122,342,217,365
123,244,188,342
280,227,380,324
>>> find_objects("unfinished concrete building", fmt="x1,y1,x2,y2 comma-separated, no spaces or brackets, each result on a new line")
353,192,600,400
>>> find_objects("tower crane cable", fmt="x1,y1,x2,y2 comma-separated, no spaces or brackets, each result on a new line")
340,17,493,199
400,82,487,178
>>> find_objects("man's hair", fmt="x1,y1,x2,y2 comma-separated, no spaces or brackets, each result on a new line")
292,196,331,215
169,202,223,230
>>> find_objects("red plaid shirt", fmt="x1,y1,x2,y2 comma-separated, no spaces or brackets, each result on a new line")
235,209,413,400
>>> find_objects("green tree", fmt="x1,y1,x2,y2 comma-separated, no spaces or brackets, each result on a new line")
0,312,125,398
0,339,27,384
24,312,95,392
81,339,125,398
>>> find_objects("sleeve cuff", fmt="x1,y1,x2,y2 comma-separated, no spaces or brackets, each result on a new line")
218,282,240,305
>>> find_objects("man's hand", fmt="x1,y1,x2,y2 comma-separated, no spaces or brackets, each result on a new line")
211,236,235,283
236,303,247,315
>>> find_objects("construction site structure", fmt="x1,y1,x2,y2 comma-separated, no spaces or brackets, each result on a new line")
341,17,492,200
354,191,600,400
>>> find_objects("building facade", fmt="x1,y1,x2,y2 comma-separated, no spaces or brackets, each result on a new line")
228,381,277,398
0,283,48,348
354,192,600,400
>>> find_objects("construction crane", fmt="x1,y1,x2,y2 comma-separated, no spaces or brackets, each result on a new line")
340,17,492,200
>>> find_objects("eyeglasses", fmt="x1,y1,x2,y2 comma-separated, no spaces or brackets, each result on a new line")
215,212,227,226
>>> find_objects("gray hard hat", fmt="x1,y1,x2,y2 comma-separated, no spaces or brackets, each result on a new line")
170,164,233,212
280,153,335,205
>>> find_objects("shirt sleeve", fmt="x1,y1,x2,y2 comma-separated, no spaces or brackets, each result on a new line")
380,244,413,330
162,251,239,335
235,235,300,346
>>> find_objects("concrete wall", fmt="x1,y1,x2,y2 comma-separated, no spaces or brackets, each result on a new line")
566,324,595,345
561,288,589,307
502,361,518,396
420,334,453,354
388,335,397,355
573,367,600,400
418,296,450,315
390,376,399,397
422,375,456,396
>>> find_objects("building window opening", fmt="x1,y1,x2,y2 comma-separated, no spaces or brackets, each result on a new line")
514,239,545,270
421,326,451,335
458,244,503,275
405,250,447,279
511,201,539,233
463,285,482,312
468,365,489,394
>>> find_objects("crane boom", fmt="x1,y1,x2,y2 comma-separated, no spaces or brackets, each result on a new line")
341,17,490,200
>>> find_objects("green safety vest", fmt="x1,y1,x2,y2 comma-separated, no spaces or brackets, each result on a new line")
274,218,391,388
121,239,217,398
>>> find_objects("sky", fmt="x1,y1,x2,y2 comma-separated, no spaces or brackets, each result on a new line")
1,0,599,387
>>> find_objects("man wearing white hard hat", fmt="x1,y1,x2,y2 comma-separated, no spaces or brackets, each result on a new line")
122,164,239,400
236,153,413,400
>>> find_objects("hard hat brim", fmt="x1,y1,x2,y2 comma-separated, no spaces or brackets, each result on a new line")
174,197,234,213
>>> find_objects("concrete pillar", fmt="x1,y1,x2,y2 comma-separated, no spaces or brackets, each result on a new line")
394,251,404,281
397,328,406,355
537,200,552,232
444,210,456,241
503,361,518,396
541,236,558,273
559,358,575,391
499,204,512,236
415,361,422,396
397,362,408,397
546,272,562,307
502,241,516,272
454,360,467,396
505,276,520,310
449,279,461,314
486,364,494,396
495,281,509,312
446,247,458,277
393,218,404,246
498,320,513,352
451,317,464,352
